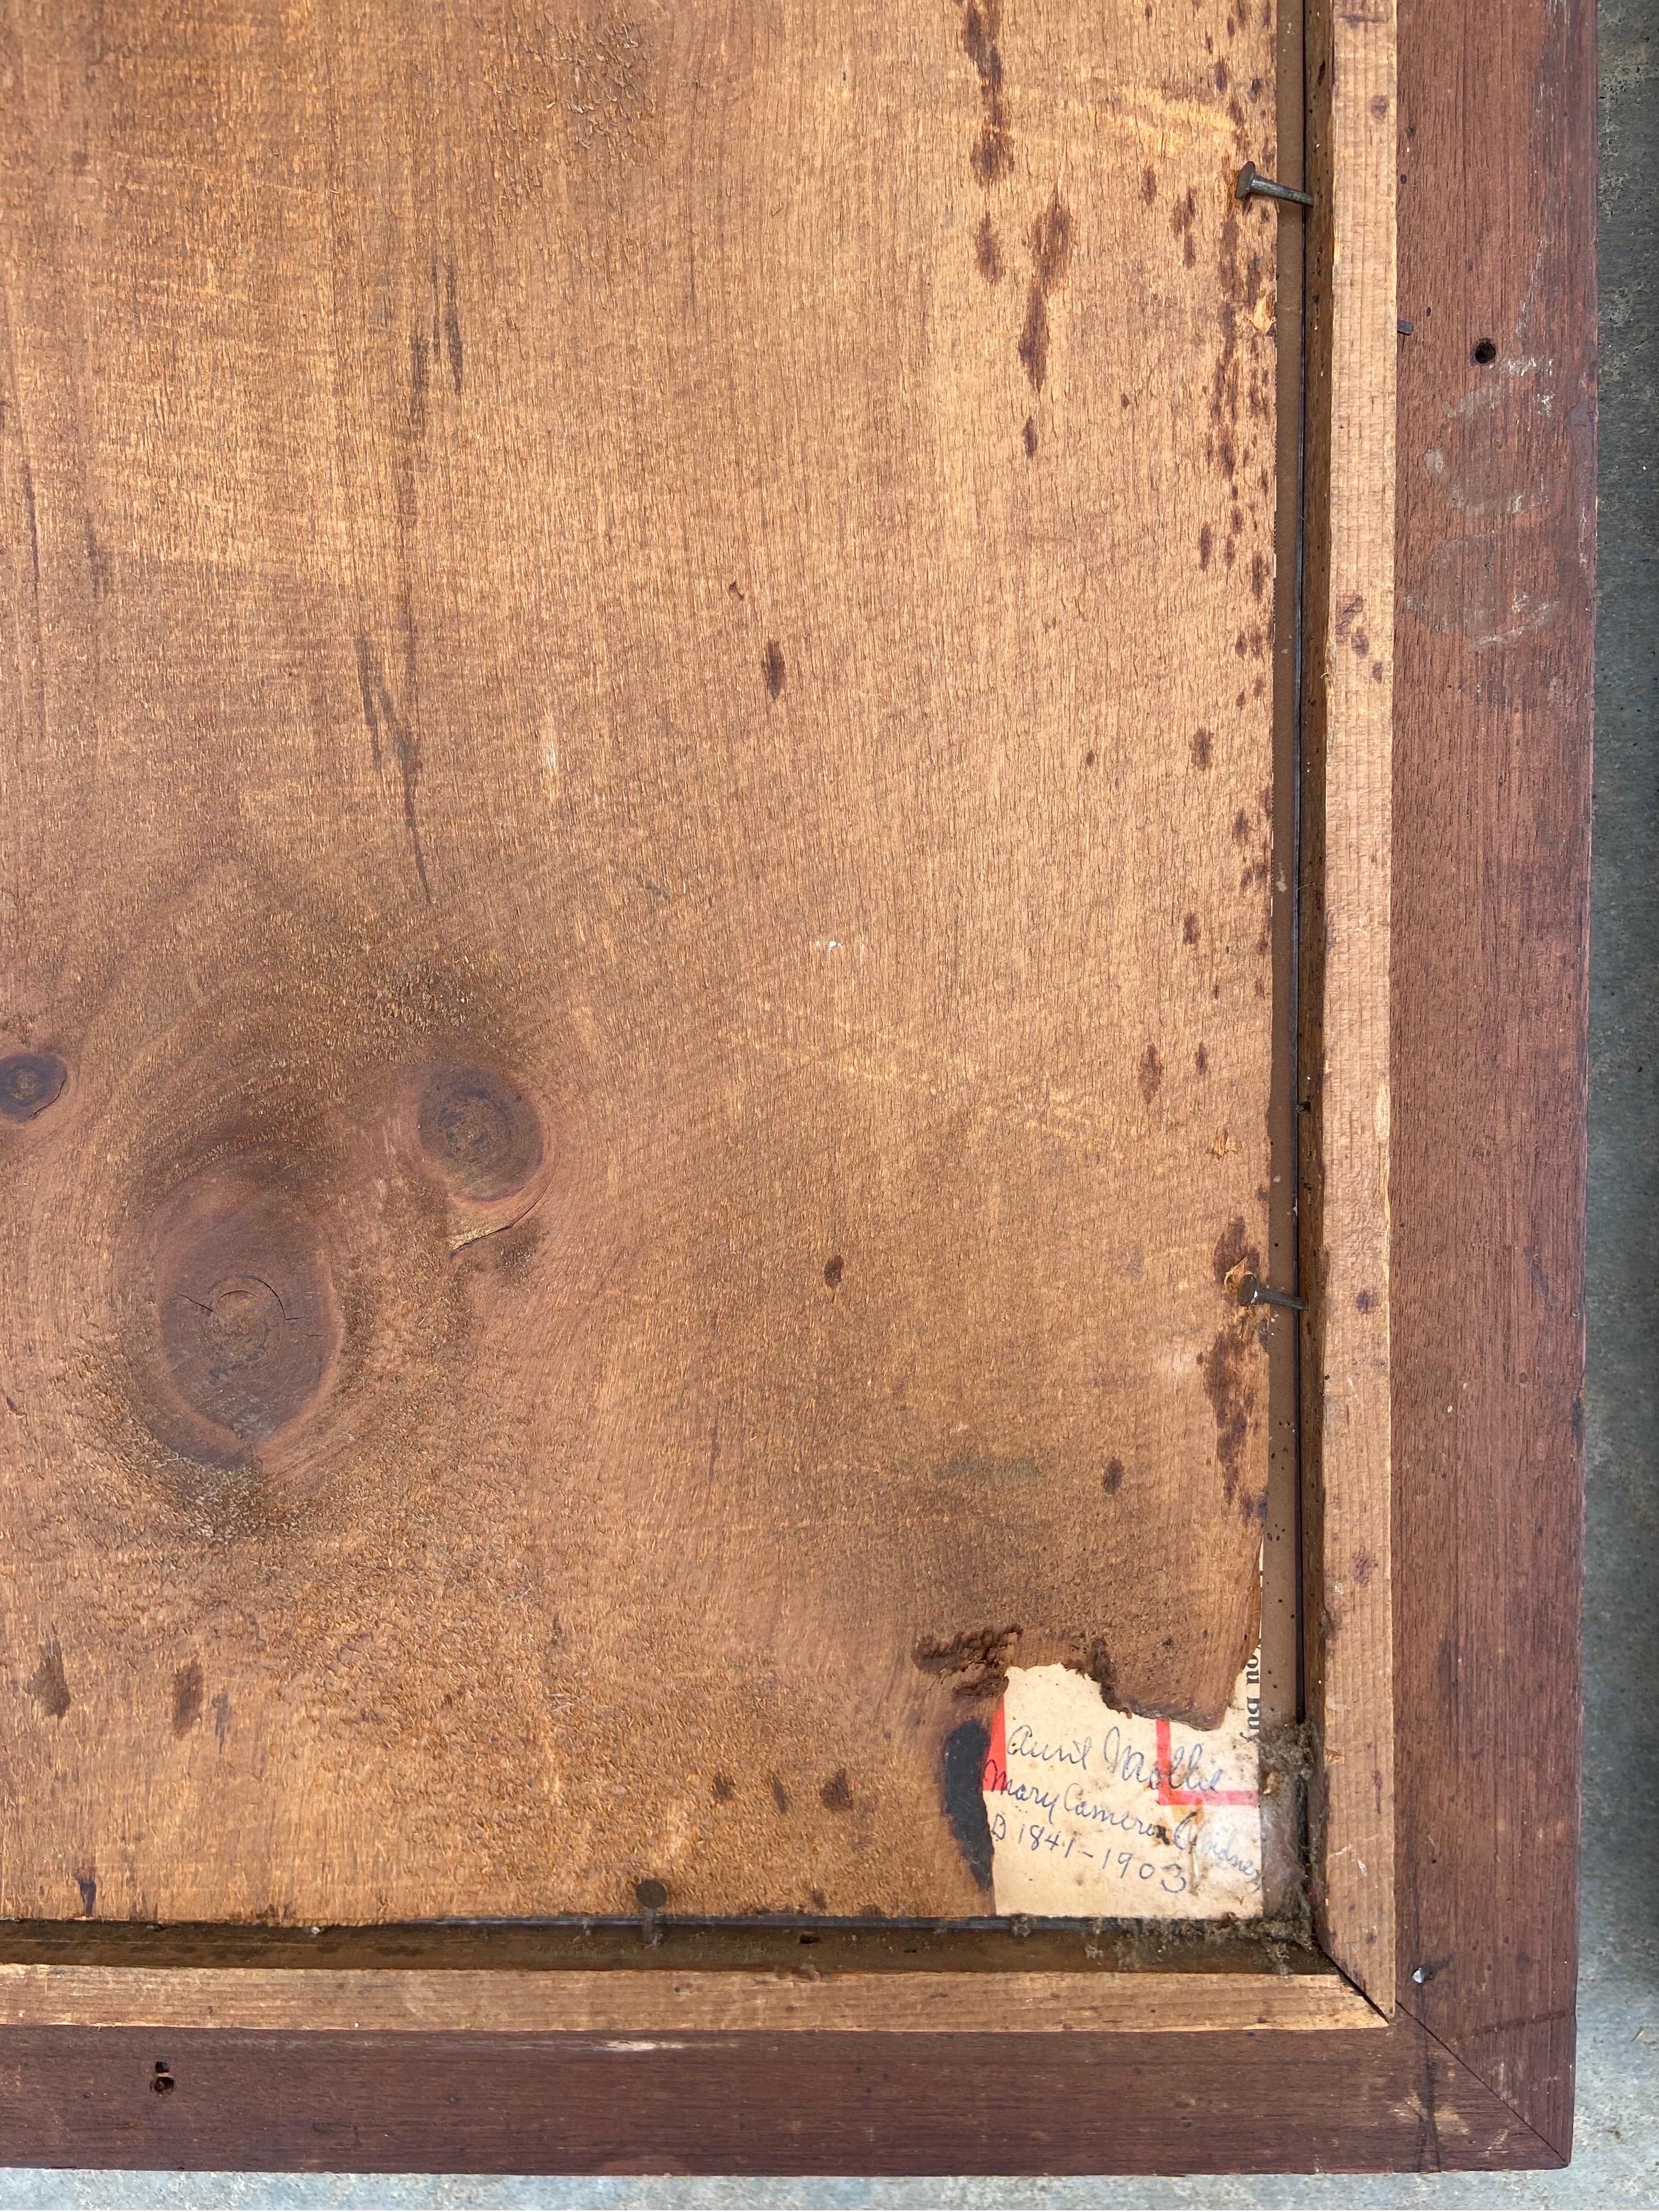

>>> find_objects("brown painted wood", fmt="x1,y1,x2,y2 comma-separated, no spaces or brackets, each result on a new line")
0,0,1297,1928
0,2017,1556,2173
1391,0,1594,2162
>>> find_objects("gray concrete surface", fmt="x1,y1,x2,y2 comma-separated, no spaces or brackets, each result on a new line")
3,9,1654,2206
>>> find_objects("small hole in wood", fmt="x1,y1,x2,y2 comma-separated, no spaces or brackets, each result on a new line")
151,2061,176,2096
1471,337,1497,364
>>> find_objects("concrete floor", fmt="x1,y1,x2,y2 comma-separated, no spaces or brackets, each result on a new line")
4,8,1654,2206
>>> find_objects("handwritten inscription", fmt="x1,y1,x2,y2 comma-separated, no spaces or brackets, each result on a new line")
984,1659,1262,1919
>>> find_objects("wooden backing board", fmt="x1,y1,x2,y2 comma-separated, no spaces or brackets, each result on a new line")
0,0,1316,1923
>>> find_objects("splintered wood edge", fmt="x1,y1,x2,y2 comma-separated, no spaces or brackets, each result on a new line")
1301,0,1397,2008
0,1963,1382,2035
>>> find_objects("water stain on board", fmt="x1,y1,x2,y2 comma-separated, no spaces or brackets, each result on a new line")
1017,191,1074,393
1171,185,1198,268
958,1,1014,186
171,1659,205,1738
1202,1322,1256,1508
974,212,1003,284
25,1636,70,1721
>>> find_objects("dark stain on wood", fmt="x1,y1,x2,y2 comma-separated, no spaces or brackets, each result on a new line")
1201,1324,1253,1506
959,1,1014,186
25,1636,70,1721
974,212,1003,284
172,1660,205,1738
1017,191,1074,393
940,1716,994,1889
763,640,786,700
1171,184,1198,269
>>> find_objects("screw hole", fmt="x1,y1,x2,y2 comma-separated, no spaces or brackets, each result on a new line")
1471,337,1497,364
151,2060,176,2096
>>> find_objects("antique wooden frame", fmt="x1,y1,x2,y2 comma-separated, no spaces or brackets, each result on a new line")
0,0,1590,2173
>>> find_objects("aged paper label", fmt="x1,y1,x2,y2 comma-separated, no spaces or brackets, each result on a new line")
983,1657,1262,1919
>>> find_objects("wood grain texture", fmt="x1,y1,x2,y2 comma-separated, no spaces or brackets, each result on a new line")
0,0,1290,1920
0,2015,1559,2172
0,1962,1380,2035
1299,0,1397,2006
1391,0,1593,2159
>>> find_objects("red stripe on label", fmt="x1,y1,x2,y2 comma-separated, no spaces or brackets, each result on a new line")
1155,1718,1258,1806
981,1701,1007,1794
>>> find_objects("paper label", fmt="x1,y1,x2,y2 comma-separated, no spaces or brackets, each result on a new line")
983,1657,1262,1919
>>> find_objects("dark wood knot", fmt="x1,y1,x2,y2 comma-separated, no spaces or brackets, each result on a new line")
148,1178,338,1462
417,1065,543,1203
0,1051,67,1122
